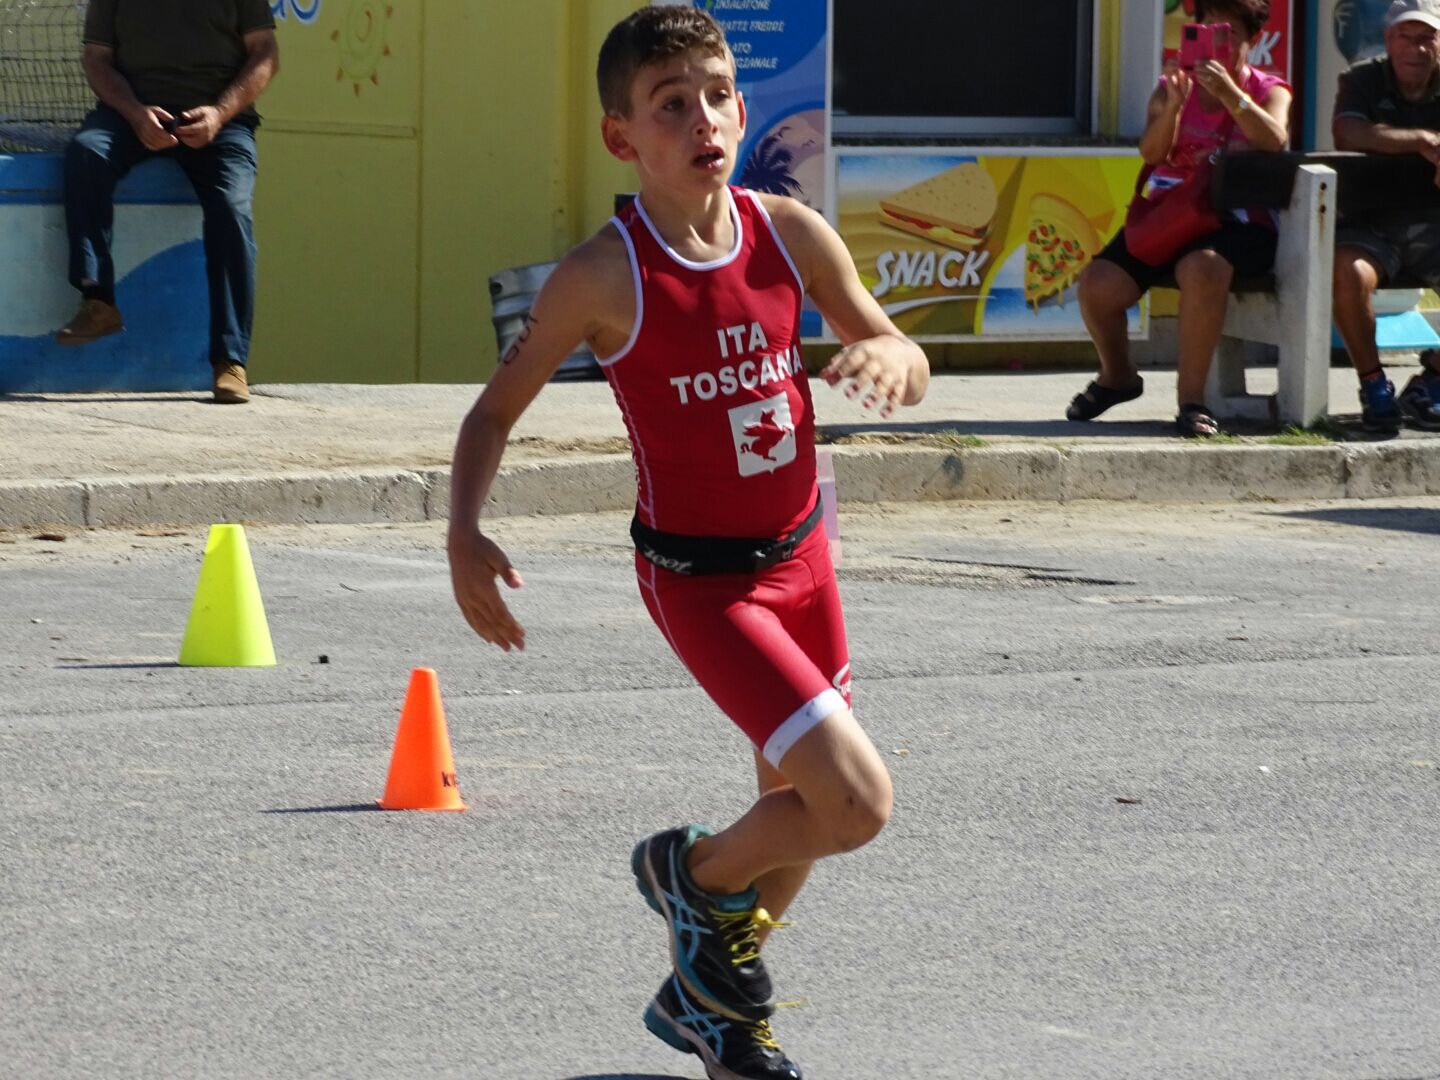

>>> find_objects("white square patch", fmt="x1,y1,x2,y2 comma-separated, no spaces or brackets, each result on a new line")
729,392,796,476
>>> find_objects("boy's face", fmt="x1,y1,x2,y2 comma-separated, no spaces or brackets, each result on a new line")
603,50,745,195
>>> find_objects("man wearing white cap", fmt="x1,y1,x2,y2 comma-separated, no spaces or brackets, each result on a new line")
1331,0,1440,431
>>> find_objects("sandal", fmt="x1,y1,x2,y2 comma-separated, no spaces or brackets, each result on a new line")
1176,402,1221,438
1066,376,1144,422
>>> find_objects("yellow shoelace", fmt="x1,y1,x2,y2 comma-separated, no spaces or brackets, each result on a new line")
746,1016,781,1051
710,905,790,967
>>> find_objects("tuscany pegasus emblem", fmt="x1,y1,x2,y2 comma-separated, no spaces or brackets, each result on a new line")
728,392,796,476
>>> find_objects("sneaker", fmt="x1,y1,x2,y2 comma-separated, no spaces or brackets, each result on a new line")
1359,375,1400,433
212,360,250,404
54,299,123,345
645,972,803,1080
1398,372,1440,431
632,825,777,1020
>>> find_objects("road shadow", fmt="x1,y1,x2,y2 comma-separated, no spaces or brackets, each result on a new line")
1270,505,1440,536
56,661,179,670
0,392,206,404
262,804,382,814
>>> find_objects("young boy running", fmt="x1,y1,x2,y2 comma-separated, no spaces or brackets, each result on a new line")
447,8,929,1078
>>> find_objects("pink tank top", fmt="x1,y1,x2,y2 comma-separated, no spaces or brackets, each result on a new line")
1151,67,1291,187
602,187,816,538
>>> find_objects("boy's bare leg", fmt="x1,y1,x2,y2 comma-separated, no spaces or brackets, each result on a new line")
748,748,813,945
687,708,892,897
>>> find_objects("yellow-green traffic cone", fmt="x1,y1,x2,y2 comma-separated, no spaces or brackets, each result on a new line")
178,524,276,667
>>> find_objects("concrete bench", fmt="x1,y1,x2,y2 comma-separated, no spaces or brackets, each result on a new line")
0,152,207,394
1198,151,1440,427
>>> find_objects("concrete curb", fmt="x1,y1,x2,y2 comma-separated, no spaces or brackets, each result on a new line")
5,441,1440,530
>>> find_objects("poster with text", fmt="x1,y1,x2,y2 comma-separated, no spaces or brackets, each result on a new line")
833,151,1147,341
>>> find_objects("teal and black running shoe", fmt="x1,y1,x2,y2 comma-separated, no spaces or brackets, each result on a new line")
645,971,803,1080
631,824,781,1020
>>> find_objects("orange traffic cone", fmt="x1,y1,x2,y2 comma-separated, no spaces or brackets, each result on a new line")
378,668,466,811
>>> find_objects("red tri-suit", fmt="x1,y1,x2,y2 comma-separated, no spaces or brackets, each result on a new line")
601,186,851,767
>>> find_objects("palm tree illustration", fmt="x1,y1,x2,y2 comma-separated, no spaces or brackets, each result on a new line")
740,132,805,198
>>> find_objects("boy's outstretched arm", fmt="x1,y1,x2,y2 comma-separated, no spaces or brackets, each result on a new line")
765,195,930,416
447,245,612,651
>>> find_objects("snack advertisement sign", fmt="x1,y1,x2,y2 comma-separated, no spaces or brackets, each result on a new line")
833,151,1147,341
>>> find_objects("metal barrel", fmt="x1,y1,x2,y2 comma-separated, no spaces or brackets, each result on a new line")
488,261,600,380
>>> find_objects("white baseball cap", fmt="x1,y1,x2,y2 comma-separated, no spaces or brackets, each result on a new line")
1387,0,1440,30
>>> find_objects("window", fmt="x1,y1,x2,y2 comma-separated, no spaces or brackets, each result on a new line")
831,1,1095,139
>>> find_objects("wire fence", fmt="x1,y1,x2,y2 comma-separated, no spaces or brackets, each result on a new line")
0,0,91,152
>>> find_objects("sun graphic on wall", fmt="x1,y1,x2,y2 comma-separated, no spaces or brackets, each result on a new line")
332,0,392,96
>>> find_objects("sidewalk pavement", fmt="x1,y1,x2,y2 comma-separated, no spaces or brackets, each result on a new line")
4,365,1440,530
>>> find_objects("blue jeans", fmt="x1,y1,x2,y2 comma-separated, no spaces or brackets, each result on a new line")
65,104,259,366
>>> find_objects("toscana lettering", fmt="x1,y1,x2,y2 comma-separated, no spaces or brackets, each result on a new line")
669,321,802,405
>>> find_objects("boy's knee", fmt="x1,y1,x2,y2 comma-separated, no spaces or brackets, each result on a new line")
828,771,892,853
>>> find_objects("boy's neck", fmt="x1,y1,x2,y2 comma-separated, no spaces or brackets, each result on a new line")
637,184,736,261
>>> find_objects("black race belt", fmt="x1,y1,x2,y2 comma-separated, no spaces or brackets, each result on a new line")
631,495,823,576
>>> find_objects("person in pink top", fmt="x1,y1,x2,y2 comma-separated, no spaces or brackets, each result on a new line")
447,9,928,1078
1066,0,1292,437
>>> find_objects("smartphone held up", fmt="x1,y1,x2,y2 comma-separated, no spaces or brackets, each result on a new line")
1179,22,1233,70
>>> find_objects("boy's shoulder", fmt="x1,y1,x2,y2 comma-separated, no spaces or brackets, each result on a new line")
563,219,631,277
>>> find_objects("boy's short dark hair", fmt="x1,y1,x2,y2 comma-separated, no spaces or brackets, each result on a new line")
597,6,732,117
1195,0,1270,40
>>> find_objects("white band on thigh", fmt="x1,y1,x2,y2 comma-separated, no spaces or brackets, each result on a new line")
762,688,846,768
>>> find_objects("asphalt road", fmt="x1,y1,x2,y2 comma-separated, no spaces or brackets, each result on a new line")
2,501,1439,1080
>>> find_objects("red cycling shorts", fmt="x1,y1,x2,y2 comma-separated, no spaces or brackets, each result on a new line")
635,526,852,768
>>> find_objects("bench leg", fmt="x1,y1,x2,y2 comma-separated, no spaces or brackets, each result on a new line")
1207,337,1275,422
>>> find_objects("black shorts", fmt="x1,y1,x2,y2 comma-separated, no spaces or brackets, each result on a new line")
1335,221,1440,288
1096,220,1279,294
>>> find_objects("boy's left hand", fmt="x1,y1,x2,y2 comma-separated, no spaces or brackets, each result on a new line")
821,337,913,418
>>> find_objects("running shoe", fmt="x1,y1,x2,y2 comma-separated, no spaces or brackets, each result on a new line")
1359,375,1400,433
632,824,778,1019
1398,371,1440,431
645,971,803,1080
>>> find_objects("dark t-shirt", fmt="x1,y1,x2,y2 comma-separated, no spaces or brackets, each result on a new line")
83,0,276,119
1334,54,1440,131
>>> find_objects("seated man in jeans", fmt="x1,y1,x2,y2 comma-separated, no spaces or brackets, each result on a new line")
55,0,279,404
1332,0,1440,431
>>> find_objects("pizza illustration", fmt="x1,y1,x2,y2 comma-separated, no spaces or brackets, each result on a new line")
1024,193,1102,310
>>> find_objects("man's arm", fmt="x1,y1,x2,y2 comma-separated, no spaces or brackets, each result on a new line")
81,43,178,150
177,29,279,148
1334,114,1440,158
766,195,929,416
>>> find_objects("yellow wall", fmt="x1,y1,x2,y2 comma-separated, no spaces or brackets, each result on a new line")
252,0,635,384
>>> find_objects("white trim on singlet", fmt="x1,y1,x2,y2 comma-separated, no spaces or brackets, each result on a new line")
740,189,805,293
762,687,846,768
599,218,645,367
634,187,744,271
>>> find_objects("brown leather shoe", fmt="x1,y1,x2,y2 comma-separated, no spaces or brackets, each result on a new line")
55,299,124,345
211,360,250,404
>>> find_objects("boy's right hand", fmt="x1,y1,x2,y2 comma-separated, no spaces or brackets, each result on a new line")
447,528,526,651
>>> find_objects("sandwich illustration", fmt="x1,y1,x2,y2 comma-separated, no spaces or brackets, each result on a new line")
878,163,998,250
1024,193,1102,309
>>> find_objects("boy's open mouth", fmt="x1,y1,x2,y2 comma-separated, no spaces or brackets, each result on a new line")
694,149,725,168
